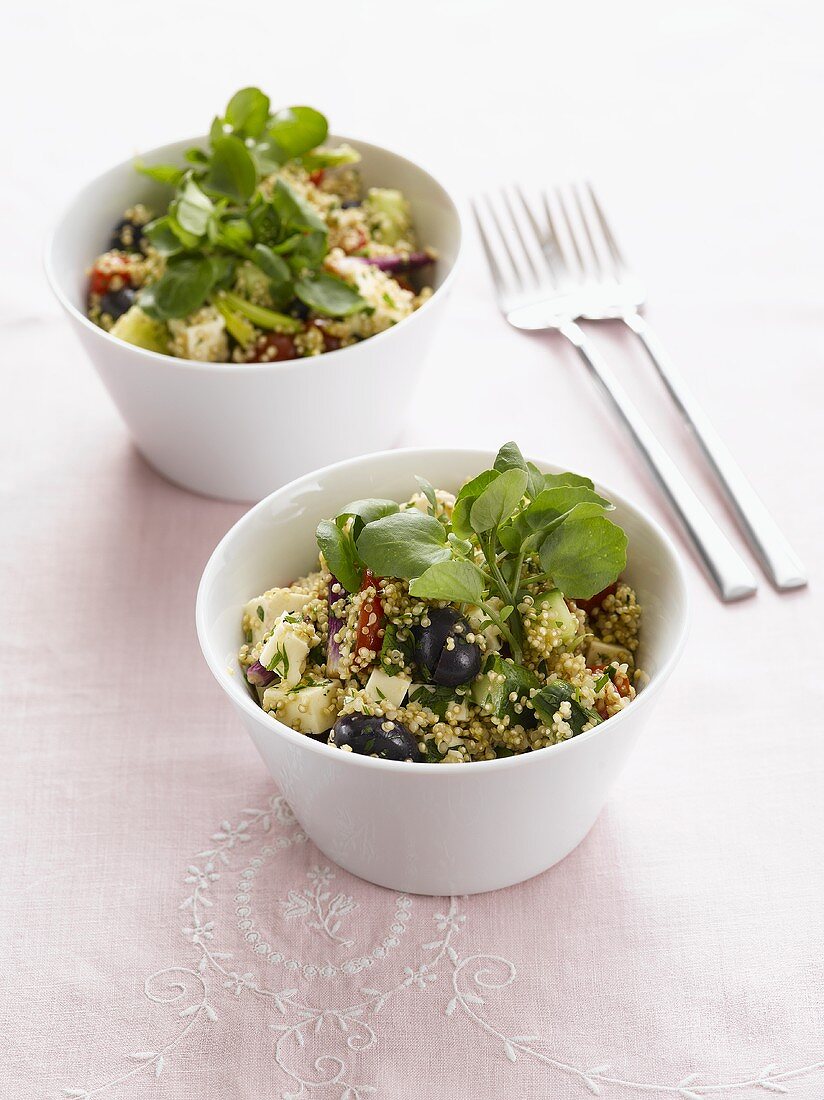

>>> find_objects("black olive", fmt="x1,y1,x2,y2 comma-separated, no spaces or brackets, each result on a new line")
434,640,482,687
109,216,147,254
291,299,311,321
414,608,482,687
341,200,361,209
330,714,422,762
99,286,136,321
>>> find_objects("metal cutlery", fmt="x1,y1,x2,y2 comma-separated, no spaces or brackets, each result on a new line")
547,181,806,591
472,187,759,602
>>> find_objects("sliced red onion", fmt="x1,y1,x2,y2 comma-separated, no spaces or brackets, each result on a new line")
353,251,434,274
327,577,346,676
246,660,275,687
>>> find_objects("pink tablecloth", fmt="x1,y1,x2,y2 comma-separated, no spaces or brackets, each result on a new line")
3,4,824,1097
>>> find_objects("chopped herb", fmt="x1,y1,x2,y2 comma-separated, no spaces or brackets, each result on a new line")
256,605,265,622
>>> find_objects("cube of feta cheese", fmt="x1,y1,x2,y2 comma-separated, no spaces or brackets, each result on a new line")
263,679,341,735
259,612,315,687
245,589,311,645
168,306,229,363
365,667,411,709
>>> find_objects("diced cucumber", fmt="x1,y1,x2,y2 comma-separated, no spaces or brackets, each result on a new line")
586,639,634,671
263,678,340,735
244,590,311,645
535,588,579,646
363,188,412,246
110,305,168,353
470,654,540,728
365,667,411,708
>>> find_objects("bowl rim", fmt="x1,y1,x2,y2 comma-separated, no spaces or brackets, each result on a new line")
196,446,691,776
43,131,464,376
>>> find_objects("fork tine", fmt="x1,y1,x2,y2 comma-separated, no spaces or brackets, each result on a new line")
571,182,606,278
513,185,559,283
541,189,574,280
471,197,510,300
484,194,529,291
584,182,627,272
500,188,543,285
553,185,591,278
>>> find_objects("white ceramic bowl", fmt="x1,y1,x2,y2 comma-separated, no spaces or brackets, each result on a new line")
45,137,462,502
196,448,689,895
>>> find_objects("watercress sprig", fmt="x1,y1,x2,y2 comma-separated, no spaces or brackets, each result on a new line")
133,88,369,325
315,442,627,664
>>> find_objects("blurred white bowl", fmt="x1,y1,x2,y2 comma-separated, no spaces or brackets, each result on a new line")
45,136,462,502
196,448,689,895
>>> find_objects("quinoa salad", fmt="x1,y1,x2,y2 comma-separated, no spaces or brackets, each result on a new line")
86,87,434,363
239,443,643,764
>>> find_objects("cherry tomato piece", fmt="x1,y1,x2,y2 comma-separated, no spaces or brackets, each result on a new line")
356,569,385,657
89,254,132,296
576,582,618,615
245,332,299,362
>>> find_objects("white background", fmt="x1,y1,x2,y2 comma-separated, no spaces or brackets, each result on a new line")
3,1,824,1093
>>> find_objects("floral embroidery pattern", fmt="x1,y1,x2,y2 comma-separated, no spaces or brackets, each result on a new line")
279,865,358,947
61,792,824,1100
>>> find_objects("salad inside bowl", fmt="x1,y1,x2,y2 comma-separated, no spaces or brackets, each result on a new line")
85,87,436,364
239,441,644,763
197,445,687,892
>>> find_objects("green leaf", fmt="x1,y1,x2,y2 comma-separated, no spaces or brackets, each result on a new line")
541,471,595,491
524,486,611,529
409,560,486,605
208,215,254,253
225,87,271,139
316,519,361,594
143,216,184,256
356,511,450,579
380,622,415,675
294,273,368,318
288,230,328,270
525,461,545,500
268,106,328,159
532,679,602,735
470,468,528,534
135,160,185,187
451,469,499,538
414,476,438,513
336,499,399,536
251,244,291,285
173,178,214,237
138,255,216,321
538,515,627,599
493,441,528,475
204,135,257,202
271,179,327,233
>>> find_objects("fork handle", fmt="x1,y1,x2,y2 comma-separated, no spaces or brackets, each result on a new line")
558,319,757,601
622,311,806,590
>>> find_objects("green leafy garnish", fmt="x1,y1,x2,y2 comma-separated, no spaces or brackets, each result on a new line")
294,273,371,318
127,88,368,342
356,511,451,578
314,441,627,665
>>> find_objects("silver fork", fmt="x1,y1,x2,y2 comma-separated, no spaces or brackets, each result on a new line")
552,182,806,591
472,188,758,602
